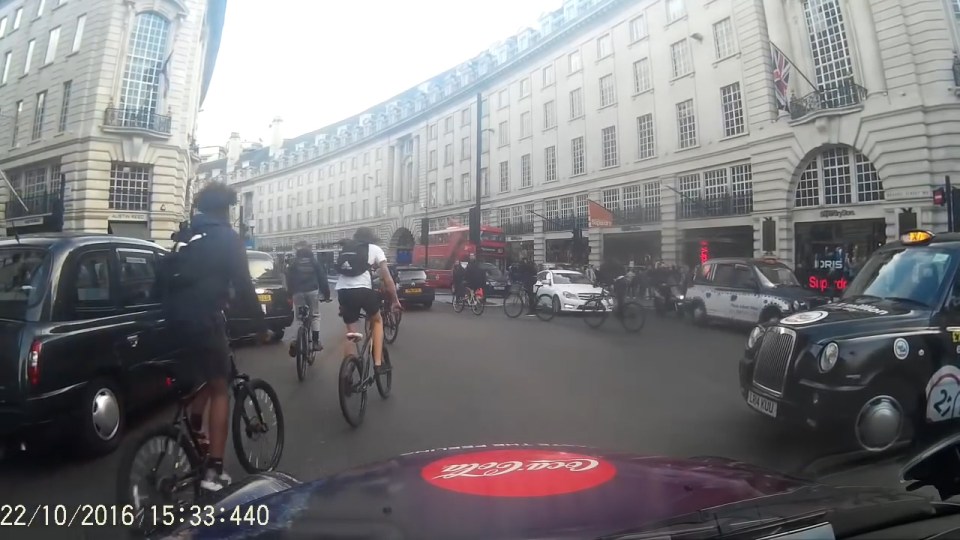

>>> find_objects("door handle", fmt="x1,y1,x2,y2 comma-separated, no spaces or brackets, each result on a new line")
126,334,139,348
705,292,712,298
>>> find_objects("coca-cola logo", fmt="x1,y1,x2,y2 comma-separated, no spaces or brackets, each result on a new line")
421,449,616,497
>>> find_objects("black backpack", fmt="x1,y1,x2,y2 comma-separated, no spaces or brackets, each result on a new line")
156,225,209,298
336,241,370,277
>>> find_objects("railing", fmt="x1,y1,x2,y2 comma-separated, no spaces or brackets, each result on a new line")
676,194,753,220
5,191,61,220
103,107,172,135
612,205,660,225
543,215,588,232
503,221,534,235
789,79,867,120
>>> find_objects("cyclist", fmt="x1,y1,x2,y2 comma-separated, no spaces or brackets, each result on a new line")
334,227,401,376
157,181,268,493
464,253,487,303
452,259,465,303
285,241,331,355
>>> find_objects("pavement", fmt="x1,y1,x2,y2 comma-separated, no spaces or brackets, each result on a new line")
0,300,929,539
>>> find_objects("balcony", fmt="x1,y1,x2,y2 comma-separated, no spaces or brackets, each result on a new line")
503,221,534,235
543,215,588,232
612,205,660,226
789,79,867,121
5,191,61,220
676,194,753,220
102,107,172,137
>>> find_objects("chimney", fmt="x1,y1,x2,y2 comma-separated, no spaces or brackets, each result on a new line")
269,117,283,157
225,132,242,171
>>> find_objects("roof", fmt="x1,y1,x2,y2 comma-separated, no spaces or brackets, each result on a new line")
551,269,584,274
0,233,161,251
703,258,790,265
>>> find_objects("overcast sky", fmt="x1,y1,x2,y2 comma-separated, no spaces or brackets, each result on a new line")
196,0,562,148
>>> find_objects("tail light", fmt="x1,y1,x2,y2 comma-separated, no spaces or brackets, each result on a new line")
27,340,41,387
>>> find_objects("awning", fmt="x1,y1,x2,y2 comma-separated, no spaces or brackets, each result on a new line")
108,221,149,239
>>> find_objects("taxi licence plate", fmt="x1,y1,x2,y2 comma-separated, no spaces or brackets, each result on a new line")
406,288,422,294
747,391,778,418
257,294,272,303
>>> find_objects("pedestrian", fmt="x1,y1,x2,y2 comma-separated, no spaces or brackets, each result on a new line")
464,253,487,303
452,259,466,302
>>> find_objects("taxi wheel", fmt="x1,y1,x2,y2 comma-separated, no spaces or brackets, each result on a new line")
77,377,125,456
690,301,707,326
850,379,918,453
269,329,284,343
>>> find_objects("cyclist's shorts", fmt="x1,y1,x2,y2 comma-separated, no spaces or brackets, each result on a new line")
338,287,381,324
171,316,231,384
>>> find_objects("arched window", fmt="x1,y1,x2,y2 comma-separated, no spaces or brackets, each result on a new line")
119,12,170,118
794,147,884,208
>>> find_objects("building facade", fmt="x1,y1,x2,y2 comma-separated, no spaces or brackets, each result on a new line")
202,0,960,290
0,0,226,242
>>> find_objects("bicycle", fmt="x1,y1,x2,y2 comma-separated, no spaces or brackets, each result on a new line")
116,330,285,533
503,283,554,321
453,287,485,315
338,312,393,427
381,290,402,344
581,285,647,333
293,298,331,381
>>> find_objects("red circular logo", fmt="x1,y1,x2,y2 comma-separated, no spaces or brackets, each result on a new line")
421,449,616,497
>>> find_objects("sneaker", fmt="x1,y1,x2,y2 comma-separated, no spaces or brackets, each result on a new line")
287,341,297,358
374,363,392,376
199,468,231,493
312,341,323,353
346,332,363,342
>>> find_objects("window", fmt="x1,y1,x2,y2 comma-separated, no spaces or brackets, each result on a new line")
498,88,509,108
10,100,21,146
794,148,883,207
36,0,46,17
444,143,453,165
73,251,112,308
499,161,510,192
521,154,531,188
351,157,357,169
428,149,437,169
520,111,531,138
670,39,691,78
363,152,369,165
375,169,382,186
13,8,22,30
481,167,489,196
543,100,556,129
714,17,736,59
633,58,651,93
118,249,158,306
44,27,60,65
519,78,530,97
444,177,454,204
568,50,582,73
461,173,471,201
350,177,357,193
629,15,647,41
2,51,11,84
461,136,470,159
444,116,453,133
119,13,170,121
498,121,509,146
636,113,655,159
0,17,6,37
23,39,35,74
720,82,745,137
109,163,151,211
601,126,618,168
677,99,698,149
569,88,584,118
72,15,85,52
571,137,585,176
544,146,557,182
596,33,612,58
31,91,45,140
666,0,685,22
428,124,438,139
461,108,471,125
599,74,616,107
542,64,554,86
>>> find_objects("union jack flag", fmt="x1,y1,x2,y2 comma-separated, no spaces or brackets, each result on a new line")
771,44,791,111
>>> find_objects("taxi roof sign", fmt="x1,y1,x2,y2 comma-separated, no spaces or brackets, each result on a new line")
901,230,935,245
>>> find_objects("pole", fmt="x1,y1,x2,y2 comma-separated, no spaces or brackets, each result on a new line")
948,176,954,233
475,92,483,212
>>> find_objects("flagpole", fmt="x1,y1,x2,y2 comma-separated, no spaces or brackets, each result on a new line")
770,42,818,91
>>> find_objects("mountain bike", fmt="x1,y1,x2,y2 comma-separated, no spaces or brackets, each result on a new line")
453,287,485,315
503,283,554,321
382,300,401,344
116,330,285,533
338,312,393,427
293,298,330,381
581,285,646,333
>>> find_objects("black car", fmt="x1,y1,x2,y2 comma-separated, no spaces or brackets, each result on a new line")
741,230,960,453
481,262,510,298
393,266,435,308
227,250,292,342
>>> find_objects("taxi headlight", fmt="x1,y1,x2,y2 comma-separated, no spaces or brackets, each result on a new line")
819,342,839,373
747,326,765,349
563,291,578,300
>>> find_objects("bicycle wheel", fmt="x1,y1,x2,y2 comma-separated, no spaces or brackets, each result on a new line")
375,346,393,399
503,291,524,318
619,301,647,333
582,299,608,329
338,355,367,427
232,379,285,473
534,294,556,322
384,311,400,344
453,294,464,313
116,425,200,534
296,326,308,382
472,296,485,316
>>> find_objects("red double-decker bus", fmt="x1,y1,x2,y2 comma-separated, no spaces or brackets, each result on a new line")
413,225,506,289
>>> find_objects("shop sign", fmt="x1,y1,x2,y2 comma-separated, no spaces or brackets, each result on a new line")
819,209,855,219
508,236,524,242
620,225,643,232
887,188,931,200
9,216,44,227
109,212,148,222
805,245,850,293
479,246,504,254
699,241,710,264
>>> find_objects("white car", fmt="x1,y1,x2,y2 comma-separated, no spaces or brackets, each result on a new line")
535,269,612,312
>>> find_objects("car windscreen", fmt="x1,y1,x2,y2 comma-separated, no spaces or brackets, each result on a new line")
756,263,801,287
398,269,427,281
553,272,592,285
481,263,504,280
0,247,49,318
843,247,954,307
248,253,280,282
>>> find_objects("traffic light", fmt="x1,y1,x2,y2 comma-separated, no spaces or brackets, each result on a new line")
420,217,430,245
469,207,481,245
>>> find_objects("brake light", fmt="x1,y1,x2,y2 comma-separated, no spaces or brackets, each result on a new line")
165,377,174,388
27,340,41,387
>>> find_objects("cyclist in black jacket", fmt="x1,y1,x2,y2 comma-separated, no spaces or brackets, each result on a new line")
160,182,269,493
285,241,331,355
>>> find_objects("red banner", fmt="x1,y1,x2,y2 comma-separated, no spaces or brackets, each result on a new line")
588,200,613,228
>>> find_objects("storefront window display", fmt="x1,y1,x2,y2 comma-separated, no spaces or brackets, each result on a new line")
794,219,886,296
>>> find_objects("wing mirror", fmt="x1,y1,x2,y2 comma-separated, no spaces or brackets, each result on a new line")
534,280,543,288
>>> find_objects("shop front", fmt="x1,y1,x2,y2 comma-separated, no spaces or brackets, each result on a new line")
794,215,886,296
506,237,535,264
601,230,661,266
545,238,574,264
680,226,754,268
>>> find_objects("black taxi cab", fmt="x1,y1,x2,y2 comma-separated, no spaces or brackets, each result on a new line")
227,250,292,342
740,230,960,452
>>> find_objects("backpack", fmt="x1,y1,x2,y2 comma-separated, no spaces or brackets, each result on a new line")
156,225,209,299
336,241,370,277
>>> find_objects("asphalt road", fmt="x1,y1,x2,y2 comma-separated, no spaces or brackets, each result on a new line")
0,298,919,539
